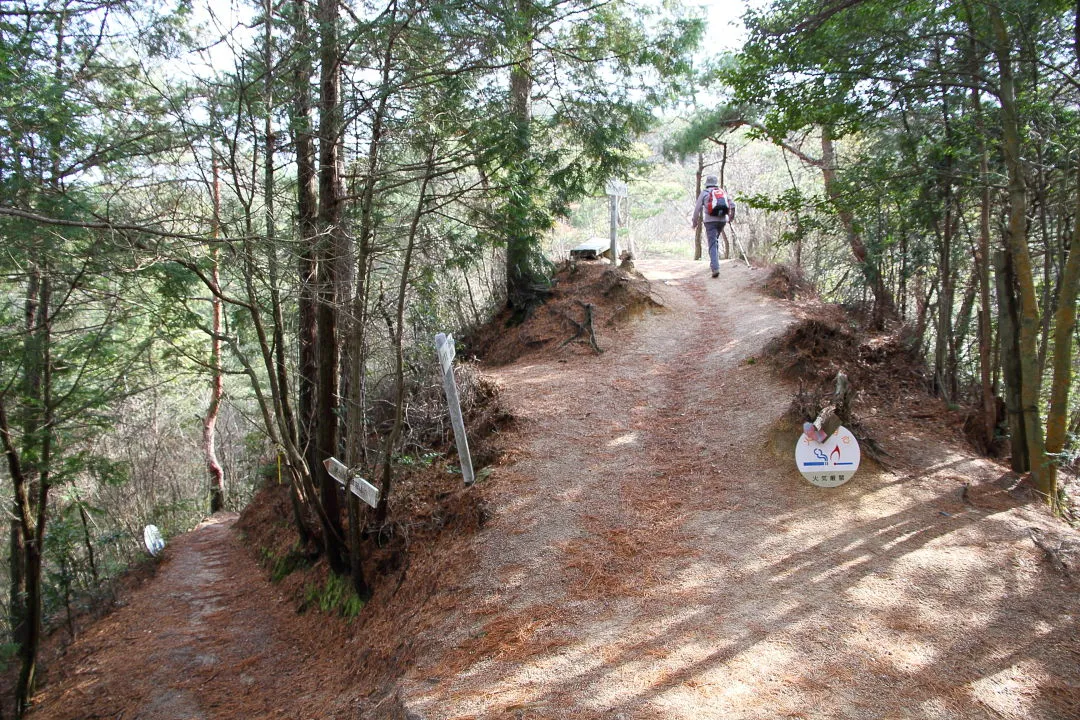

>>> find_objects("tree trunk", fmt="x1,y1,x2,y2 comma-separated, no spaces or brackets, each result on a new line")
991,8,1050,497
995,248,1029,472
290,0,319,548
504,0,549,315
950,265,978,382
376,147,435,529
205,158,225,514
315,0,347,572
14,268,52,716
1,395,30,720
1043,167,1080,506
974,104,997,451
820,126,897,327
75,489,98,585
7,264,39,680
934,202,955,401
343,0,408,599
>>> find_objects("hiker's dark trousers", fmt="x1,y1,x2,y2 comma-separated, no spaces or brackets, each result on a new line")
705,221,726,273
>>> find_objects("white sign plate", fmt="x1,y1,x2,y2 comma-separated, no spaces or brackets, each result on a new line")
324,457,380,508
349,476,380,509
435,332,455,372
323,456,349,485
143,524,165,556
795,425,860,488
605,178,628,196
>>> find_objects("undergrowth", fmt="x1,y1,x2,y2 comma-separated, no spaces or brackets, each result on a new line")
303,573,365,618
259,546,310,583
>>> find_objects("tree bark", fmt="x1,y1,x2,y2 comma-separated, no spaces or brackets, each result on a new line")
934,201,956,401
315,0,347,572
820,126,897,327
290,0,319,547
995,248,1029,472
991,7,1050,497
205,157,225,514
1043,166,1080,506
7,263,39,679
971,78,997,451
14,267,51,716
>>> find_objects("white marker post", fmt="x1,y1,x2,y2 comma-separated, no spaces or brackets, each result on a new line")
605,178,628,265
143,525,165,556
435,332,475,485
323,456,381,509
794,425,861,487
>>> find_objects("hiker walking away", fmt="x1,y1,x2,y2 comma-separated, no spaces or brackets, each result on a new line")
691,175,736,278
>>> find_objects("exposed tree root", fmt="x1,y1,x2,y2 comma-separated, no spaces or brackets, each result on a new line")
560,300,602,354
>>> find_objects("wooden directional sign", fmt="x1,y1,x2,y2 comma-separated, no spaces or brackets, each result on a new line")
324,456,349,484
347,476,380,509
323,457,381,509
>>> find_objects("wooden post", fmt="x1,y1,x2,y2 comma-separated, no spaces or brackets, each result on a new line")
435,333,475,485
835,371,851,423
605,178,628,265
609,194,618,265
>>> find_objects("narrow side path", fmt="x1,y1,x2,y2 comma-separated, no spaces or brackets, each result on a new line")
28,514,355,720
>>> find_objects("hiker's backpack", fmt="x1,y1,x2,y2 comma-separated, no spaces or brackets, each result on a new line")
706,187,729,217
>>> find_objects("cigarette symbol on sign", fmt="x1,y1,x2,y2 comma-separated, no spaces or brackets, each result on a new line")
803,448,829,467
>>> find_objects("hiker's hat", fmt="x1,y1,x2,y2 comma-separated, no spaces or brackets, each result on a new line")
705,174,719,187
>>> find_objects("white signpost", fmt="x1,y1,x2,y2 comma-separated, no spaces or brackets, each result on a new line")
143,524,165,556
435,332,475,485
795,425,861,488
323,456,381,509
605,178,628,266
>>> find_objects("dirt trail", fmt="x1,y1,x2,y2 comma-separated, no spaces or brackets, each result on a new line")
399,259,1079,719
27,514,360,719
25,258,1080,720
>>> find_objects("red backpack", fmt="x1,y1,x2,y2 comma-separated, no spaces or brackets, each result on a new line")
706,187,729,217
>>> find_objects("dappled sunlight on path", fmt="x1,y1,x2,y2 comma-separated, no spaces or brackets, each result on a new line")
399,258,1080,720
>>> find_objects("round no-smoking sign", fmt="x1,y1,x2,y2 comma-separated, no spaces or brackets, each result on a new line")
795,426,860,487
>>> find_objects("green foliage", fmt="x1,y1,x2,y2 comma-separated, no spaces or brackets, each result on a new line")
0,643,19,673
395,451,440,468
303,572,365,619
261,547,310,584
445,0,704,309
663,103,757,161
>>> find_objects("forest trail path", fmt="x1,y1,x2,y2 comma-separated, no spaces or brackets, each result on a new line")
25,258,1080,720
27,513,360,719
398,258,1079,719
